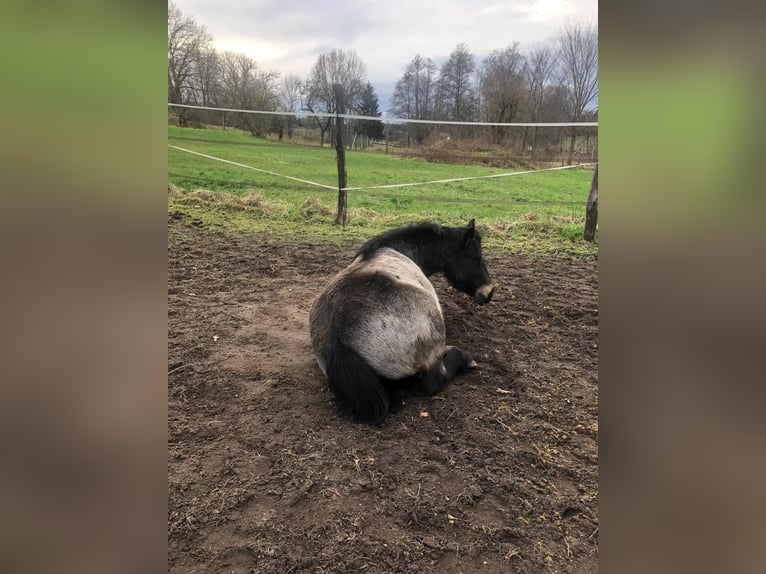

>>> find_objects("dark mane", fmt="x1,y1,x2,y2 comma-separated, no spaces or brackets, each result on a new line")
356,222,447,260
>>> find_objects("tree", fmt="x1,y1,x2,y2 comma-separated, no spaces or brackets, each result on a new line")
191,46,222,108
536,83,573,158
556,20,598,163
220,51,255,109
436,43,478,123
480,44,527,144
390,54,438,144
355,83,384,144
167,2,211,124
539,84,571,122
280,73,302,113
219,51,279,137
305,49,368,146
523,42,557,153
279,73,302,139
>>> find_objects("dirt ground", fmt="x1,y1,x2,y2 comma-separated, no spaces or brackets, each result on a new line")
168,215,598,573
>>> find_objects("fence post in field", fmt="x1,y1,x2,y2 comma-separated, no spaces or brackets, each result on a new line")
333,83,348,226
583,164,598,241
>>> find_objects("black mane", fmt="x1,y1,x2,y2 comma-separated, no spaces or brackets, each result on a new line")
355,221,481,278
356,222,448,260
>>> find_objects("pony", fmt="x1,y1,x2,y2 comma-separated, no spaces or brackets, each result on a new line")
309,219,494,424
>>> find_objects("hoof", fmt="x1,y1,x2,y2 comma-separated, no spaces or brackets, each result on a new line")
443,346,477,375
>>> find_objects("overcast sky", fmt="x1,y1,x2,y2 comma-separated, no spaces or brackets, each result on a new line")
173,0,597,109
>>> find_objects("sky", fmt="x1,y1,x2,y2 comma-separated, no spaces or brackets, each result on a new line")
172,0,598,110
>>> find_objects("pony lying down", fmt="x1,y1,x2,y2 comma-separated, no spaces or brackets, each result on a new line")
309,219,494,424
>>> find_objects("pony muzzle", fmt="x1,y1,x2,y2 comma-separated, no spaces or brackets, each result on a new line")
474,284,494,305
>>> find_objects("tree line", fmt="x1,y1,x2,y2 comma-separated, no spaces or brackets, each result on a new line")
168,2,596,159
390,30,597,160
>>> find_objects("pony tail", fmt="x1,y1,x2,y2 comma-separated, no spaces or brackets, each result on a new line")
324,339,390,424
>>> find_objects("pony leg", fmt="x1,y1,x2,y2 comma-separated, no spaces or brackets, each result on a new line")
444,346,478,370
417,347,475,396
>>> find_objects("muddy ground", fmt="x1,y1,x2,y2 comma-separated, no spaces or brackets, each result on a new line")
168,216,598,573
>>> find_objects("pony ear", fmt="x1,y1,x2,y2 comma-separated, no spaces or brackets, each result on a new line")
463,219,476,244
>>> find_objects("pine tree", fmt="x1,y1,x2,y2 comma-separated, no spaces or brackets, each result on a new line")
356,82,385,141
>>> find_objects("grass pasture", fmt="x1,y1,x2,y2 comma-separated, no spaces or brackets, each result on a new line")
168,125,598,255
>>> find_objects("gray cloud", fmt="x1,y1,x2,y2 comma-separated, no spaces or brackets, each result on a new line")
174,0,597,108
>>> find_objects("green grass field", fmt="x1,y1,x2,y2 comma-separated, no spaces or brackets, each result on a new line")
168,125,598,255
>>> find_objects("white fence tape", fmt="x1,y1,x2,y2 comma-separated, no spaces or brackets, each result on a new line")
169,144,596,192
168,103,597,128
343,163,597,191
168,145,338,190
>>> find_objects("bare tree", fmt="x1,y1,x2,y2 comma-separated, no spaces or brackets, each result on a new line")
305,49,368,146
250,68,281,136
390,54,438,144
280,74,302,113
219,51,255,109
536,83,573,160
437,43,478,124
219,51,279,136
523,42,557,153
168,2,211,124
556,20,598,163
279,73,302,139
191,47,222,109
480,43,527,145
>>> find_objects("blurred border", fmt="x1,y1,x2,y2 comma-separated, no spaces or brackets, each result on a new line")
0,2,168,573
601,3,766,573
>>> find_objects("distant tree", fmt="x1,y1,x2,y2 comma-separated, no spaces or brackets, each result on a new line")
523,42,557,152
279,73,302,139
539,84,572,122
167,2,211,125
436,43,478,123
480,43,527,144
355,82,384,144
280,73,302,112
556,20,598,163
305,49,368,146
191,47,222,107
524,43,556,120
390,54,438,144
534,83,573,158
219,51,254,109
250,69,281,136
219,51,279,137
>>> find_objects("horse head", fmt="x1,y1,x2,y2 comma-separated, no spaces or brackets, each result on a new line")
443,219,495,305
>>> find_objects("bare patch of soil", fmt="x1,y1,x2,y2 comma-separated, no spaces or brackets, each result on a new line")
168,217,598,573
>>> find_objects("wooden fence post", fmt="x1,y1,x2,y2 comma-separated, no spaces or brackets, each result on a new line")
583,164,598,241
333,84,348,226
